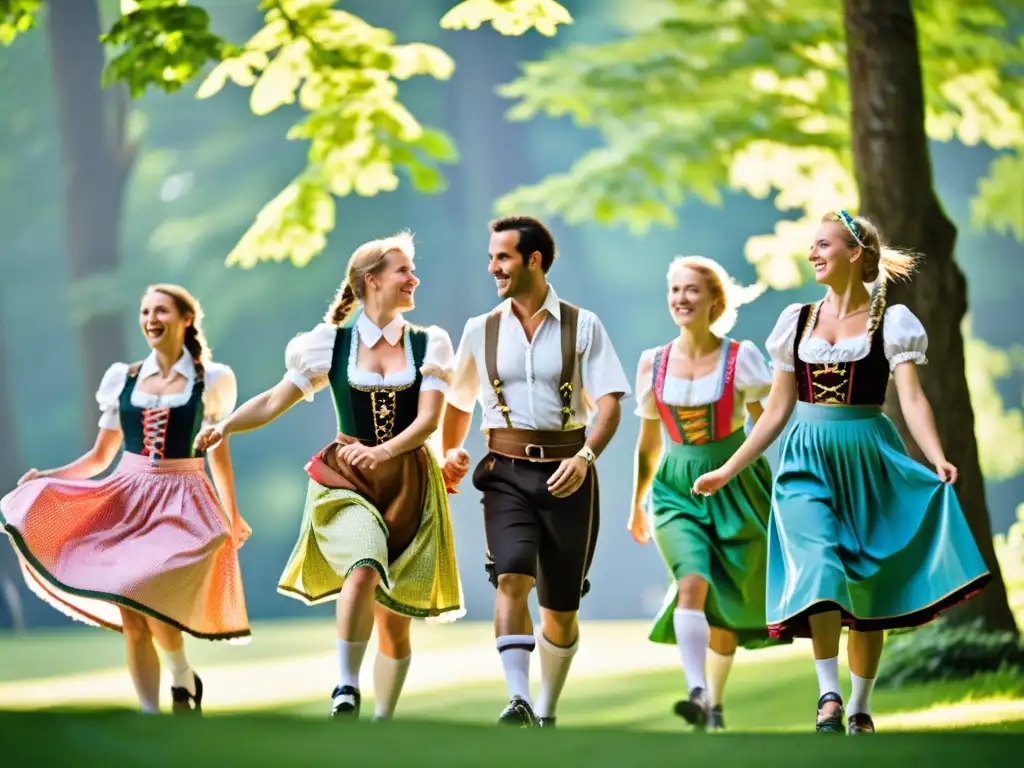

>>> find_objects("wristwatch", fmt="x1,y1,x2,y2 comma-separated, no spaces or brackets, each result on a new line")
576,446,596,466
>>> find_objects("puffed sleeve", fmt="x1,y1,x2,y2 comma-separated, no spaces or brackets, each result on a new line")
283,323,338,402
445,317,483,414
764,303,804,373
579,311,632,401
419,325,455,394
633,347,660,420
202,363,238,426
735,340,773,403
882,304,928,370
96,362,129,431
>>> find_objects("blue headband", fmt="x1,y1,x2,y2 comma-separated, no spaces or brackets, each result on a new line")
835,209,865,246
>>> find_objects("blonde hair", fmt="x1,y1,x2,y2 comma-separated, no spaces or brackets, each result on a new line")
324,230,415,325
666,255,766,335
822,211,920,334
145,283,211,377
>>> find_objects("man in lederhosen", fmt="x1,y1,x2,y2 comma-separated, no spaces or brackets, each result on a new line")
441,215,631,727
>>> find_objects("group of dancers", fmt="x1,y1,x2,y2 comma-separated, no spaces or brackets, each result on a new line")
0,212,990,734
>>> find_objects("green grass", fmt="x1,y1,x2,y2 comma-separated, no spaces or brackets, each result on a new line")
0,710,1021,767
1,616,1023,762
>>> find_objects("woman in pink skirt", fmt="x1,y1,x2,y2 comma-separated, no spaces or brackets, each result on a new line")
0,284,251,715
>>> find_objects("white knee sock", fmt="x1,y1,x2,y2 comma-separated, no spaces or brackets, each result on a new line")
496,635,535,704
337,639,368,690
535,632,577,719
373,653,411,720
706,649,735,707
847,672,875,716
672,609,709,693
161,646,195,695
814,656,841,699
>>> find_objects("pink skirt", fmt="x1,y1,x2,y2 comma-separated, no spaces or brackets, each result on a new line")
0,452,250,642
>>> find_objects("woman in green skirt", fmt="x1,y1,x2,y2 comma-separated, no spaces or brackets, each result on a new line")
629,255,779,731
693,212,990,735
193,231,463,721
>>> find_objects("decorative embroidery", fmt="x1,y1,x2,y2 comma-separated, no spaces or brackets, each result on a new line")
370,390,398,442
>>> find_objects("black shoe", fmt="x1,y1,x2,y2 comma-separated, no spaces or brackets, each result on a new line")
848,712,875,734
330,685,361,719
537,717,556,728
673,686,710,728
708,704,725,731
170,672,203,715
815,692,845,733
497,695,536,727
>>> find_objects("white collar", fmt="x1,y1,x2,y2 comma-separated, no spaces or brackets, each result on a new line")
357,311,405,347
499,283,561,321
138,349,195,381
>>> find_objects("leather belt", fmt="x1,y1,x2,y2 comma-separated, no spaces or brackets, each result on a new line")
486,427,586,462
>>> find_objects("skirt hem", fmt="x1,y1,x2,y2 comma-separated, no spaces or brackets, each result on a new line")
4,524,252,643
767,571,992,640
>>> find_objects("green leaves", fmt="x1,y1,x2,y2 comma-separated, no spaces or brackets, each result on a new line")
197,1,459,267
972,150,1024,241
0,0,41,46
100,1,235,97
440,0,572,37
496,0,1024,290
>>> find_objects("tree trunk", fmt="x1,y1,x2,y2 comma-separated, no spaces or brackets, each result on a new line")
47,0,136,441
844,0,1017,633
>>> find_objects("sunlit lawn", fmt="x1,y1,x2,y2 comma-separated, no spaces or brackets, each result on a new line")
0,618,1021,765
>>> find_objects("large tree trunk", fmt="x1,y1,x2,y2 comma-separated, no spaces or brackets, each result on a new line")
47,0,136,441
844,0,1017,633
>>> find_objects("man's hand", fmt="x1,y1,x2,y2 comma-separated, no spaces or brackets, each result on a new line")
547,455,588,498
442,448,471,490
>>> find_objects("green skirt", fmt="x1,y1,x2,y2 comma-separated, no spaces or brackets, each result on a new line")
767,403,991,639
647,429,782,649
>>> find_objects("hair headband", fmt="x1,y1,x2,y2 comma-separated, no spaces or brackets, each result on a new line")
835,209,865,246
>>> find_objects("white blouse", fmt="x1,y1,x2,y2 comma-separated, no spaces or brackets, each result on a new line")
765,301,928,373
284,311,454,402
96,351,237,437
634,340,772,432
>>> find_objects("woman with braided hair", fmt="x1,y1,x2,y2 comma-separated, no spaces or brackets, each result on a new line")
1,284,251,715
692,212,990,735
193,231,463,721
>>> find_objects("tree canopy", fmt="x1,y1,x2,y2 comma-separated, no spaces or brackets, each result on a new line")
494,0,1023,286
0,0,573,268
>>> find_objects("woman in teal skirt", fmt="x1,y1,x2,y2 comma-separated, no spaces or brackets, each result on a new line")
693,211,990,735
629,255,780,731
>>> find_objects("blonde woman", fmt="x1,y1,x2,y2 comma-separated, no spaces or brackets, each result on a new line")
693,212,990,734
629,256,779,731
2,284,250,715
194,231,462,721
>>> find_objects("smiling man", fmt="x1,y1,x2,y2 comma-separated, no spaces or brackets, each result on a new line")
440,215,631,728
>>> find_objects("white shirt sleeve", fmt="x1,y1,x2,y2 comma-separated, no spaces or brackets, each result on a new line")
633,347,660,420
579,311,632,402
419,325,455,395
764,303,805,373
882,304,929,370
95,362,130,432
445,317,483,414
203,363,239,426
735,340,773,403
283,323,338,402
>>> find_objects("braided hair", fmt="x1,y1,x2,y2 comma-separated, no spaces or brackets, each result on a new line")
145,283,211,380
323,230,416,325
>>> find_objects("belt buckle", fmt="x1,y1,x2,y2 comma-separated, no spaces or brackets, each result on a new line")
524,443,545,460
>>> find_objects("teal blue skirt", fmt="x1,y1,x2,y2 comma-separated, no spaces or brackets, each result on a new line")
766,402,991,639
647,429,784,649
